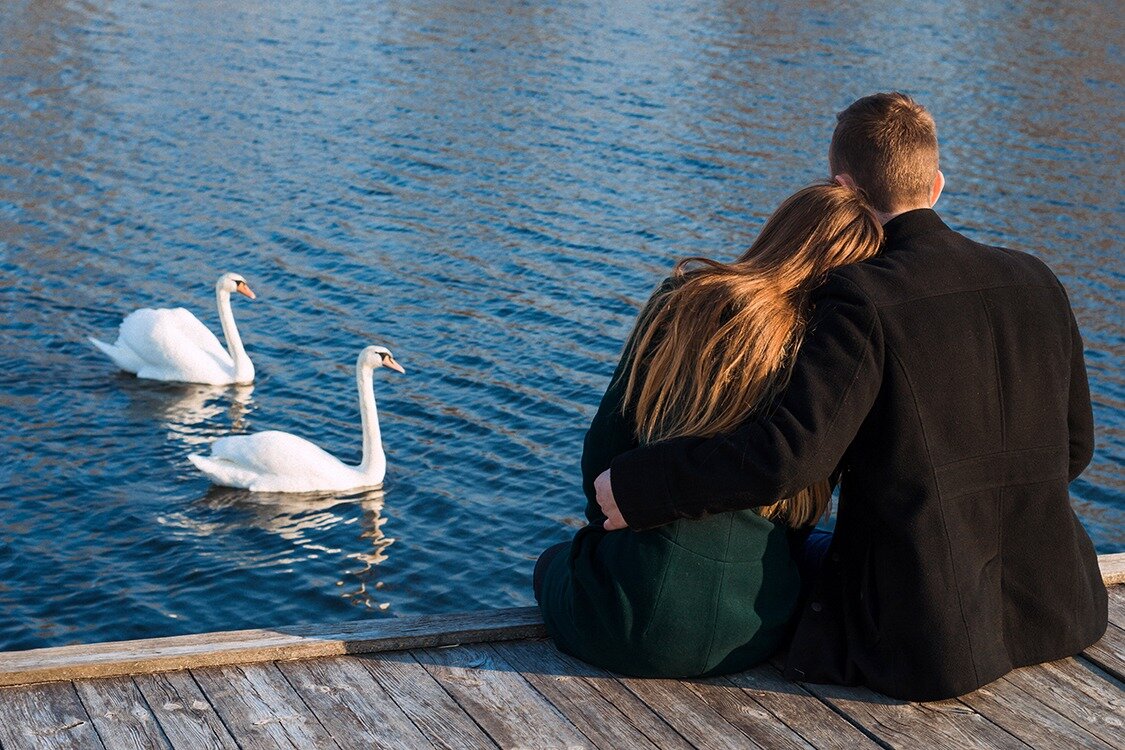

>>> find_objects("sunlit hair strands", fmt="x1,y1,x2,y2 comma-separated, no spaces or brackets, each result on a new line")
621,183,883,527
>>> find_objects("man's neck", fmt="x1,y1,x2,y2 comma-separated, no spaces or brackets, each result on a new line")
878,204,934,226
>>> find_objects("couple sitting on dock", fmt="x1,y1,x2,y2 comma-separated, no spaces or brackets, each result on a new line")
533,92,1107,702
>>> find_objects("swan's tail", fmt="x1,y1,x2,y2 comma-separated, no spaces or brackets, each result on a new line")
88,336,142,374
188,453,259,490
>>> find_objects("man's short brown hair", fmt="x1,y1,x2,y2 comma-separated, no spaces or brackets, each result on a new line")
830,93,939,213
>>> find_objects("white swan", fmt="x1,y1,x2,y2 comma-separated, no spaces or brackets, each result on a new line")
188,346,405,493
89,273,256,385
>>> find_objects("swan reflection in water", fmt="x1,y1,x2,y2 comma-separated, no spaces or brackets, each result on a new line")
118,378,255,447
182,485,394,610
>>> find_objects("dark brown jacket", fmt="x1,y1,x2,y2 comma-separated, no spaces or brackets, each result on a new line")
610,209,1105,701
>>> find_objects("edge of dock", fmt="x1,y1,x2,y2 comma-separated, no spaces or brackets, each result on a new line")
0,552,1121,688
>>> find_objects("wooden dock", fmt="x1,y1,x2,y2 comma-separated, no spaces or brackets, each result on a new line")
1,555,1122,749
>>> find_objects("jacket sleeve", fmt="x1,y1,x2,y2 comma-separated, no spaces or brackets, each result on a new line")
1064,302,1094,481
609,273,884,530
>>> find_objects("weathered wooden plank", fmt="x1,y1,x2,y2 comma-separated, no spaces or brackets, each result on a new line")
413,643,592,749
133,670,239,750
805,681,1031,749
495,641,696,750
0,607,545,687
720,664,882,749
679,677,819,749
0,681,106,750
1107,584,1125,627
192,662,339,749
278,656,432,749
618,673,780,750
1001,658,1125,748
489,640,681,750
958,666,1115,749
74,676,171,749
356,651,499,750
1084,621,1125,682
1101,553,1125,586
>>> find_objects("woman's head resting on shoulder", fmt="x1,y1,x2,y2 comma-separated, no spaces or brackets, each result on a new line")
623,182,882,527
737,182,885,289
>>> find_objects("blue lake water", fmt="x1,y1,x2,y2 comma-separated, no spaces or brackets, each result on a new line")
0,0,1121,650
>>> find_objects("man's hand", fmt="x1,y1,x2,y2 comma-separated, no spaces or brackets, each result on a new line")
595,469,627,530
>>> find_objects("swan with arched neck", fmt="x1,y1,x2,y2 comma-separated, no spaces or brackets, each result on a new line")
89,273,256,385
188,346,404,492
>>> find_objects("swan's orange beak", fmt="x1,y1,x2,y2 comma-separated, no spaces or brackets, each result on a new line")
236,281,256,299
385,357,405,374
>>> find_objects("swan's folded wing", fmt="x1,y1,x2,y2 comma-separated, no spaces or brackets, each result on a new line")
208,431,348,477
188,454,261,488
118,308,232,375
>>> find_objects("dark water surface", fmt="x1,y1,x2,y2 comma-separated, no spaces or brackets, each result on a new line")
0,0,1121,650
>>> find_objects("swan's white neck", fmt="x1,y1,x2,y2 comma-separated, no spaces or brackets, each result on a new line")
357,357,385,480
215,285,253,383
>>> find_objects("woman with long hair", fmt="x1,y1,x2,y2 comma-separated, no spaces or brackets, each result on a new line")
534,183,883,677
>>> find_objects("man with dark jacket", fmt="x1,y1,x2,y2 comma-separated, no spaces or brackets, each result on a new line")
592,92,1106,701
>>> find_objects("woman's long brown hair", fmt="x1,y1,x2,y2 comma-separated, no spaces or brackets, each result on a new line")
622,183,883,527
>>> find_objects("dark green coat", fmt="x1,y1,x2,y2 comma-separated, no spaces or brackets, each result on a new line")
537,343,802,678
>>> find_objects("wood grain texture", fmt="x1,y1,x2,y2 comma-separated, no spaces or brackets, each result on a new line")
133,670,239,750
413,643,592,749
278,656,432,749
1101,553,1125,586
958,666,1115,750
679,677,818,749
1107,584,1125,628
0,681,105,750
617,673,778,750
191,662,339,749
1001,658,1125,749
0,582,1121,750
494,640,695,750
74,676,171,750
719,664,882,750
488,640,676,750
1084,621,1125,683
0,607,545,687
357,651,499,750
805,682,1032,750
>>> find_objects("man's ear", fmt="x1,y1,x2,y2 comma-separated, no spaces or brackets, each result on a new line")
834,173,858,190
929,170,945,207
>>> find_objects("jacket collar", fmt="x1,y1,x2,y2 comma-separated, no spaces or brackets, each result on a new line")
882,208,949,249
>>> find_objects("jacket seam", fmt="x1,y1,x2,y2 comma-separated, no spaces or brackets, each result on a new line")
868,282,1059,309
933,444,1068,470
886,345,982,690
701,515,735,672
652,519,771,562
638,524,676,642
939,472,1069,501
980,290,1007,451
788,275,880,495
